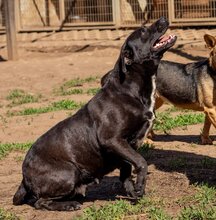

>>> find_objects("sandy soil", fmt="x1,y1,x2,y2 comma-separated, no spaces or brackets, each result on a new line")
0,39,215,220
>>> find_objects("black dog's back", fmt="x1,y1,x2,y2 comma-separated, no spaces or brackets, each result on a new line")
156,60,209,104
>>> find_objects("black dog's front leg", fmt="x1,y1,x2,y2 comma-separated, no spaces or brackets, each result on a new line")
102,138,148,199
120,162,136,198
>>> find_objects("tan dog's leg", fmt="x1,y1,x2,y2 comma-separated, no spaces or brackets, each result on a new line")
202,107,216,144
155,95,165,110
201,114,212,145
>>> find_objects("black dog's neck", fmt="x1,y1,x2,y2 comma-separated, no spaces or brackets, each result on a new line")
128,60,159,74
111,59,159,102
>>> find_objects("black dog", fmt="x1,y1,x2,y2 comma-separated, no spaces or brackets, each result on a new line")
13,17,176,211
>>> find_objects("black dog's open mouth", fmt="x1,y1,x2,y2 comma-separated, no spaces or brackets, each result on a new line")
152,34,177,51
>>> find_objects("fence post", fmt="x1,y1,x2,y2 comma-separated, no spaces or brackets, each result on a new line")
59,0,65,24
4,0,18,60
112,0,121,27
168,0,175,25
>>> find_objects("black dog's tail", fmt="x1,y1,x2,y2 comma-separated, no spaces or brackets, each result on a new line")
13,180,27,205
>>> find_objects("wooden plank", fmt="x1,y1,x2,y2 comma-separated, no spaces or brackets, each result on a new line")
59,0,65,23
112,0,121,27
4,0,18,60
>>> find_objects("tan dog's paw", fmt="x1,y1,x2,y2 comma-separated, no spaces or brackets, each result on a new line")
200,135,213,145
147,130,156,139
143,138,154,145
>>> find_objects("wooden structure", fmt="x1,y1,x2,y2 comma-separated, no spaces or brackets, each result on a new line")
4,0,18,60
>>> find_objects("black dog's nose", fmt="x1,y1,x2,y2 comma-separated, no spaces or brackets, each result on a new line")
159,16,168,23
156,17,169,31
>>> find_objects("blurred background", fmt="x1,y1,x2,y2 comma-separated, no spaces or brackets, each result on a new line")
1,0,216,31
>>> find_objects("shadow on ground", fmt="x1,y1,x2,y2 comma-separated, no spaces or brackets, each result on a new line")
79,143,216,204
154,134,216,144
147,147,216,186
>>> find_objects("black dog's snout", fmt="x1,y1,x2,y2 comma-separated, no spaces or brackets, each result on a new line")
158,16,168,25
156,17,169,32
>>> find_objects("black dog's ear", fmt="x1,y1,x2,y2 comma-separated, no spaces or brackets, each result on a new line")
120,43,128,74
115,42,133,83
120,43,133,73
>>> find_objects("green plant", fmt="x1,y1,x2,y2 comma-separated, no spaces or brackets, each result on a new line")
58,88,84,96
179,205,216,220
86,88,100,95
15,155,24,162
0,208,20,220
75,200,131,220
148,206,173,220
0,142,32,159
51,99,82,110
194,184,216,205
74,195,170,220
164,106,192,113
6,89,41,106
57,87,100,96
55,76,99,96
8,99,84,116
154,112,204,133
75,183,216,220
63,76,99,88
178,184,216,220
138,143,155,159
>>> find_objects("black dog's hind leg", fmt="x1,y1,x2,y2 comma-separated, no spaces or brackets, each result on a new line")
34,198,81,211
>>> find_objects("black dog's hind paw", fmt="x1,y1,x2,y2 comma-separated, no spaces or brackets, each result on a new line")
34,198,82,211
64,201,81,211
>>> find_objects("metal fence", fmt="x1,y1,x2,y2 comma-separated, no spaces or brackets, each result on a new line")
64,0,113,24
120,0,216,26
1,0,216,31
17,0,114,30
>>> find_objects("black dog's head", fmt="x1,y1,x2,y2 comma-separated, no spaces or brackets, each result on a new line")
120,17,177,73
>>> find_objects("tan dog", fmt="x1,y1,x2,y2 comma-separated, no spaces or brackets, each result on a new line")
155,34,216,144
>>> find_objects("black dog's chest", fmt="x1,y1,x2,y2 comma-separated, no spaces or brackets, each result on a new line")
127,110,155,149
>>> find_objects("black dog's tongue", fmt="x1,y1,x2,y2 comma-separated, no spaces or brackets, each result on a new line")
153,34,176,49
159,35,170,43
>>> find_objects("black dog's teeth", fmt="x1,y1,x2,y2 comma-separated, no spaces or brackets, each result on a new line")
153,35,175,49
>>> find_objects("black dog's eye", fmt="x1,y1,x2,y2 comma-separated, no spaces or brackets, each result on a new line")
141,27,147,34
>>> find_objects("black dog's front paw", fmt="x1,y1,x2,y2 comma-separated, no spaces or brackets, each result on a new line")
123,179,144,199
123,178,137,198
134,183,145,198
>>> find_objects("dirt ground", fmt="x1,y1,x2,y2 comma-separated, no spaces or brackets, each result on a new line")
0,36,216,220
